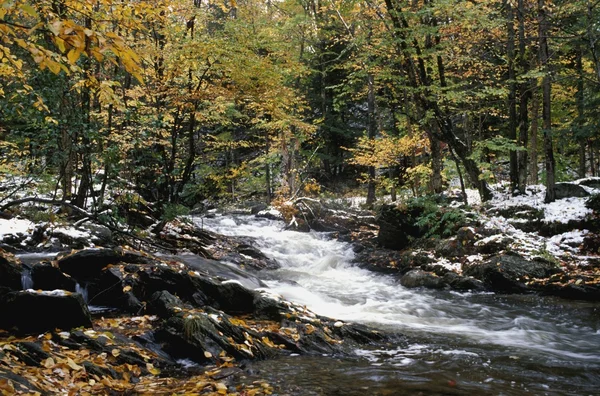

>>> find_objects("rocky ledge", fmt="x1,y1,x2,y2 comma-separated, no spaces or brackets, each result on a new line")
0,247,388,395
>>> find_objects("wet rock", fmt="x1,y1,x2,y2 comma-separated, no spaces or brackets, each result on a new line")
400,270,444,289
147,290,190,319
554,182,590,199
463,254,561,293
31,262,76,292
442,272,486,291
57,247,156,282
136,265,259,315
86,266,143,313
0,290,92,334
154,313,273,363
0,250,22,290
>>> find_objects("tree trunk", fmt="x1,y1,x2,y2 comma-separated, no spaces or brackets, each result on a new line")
517,0,530,192
506,0,519,193
428,132,443,193
366,73,377,206
538,0,555,203
529,86,539,184
576,45,586,178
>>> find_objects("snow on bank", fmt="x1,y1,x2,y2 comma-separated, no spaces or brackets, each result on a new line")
472,182,599,266
0,218,34,238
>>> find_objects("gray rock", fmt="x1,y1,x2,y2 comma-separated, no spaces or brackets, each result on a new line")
400,270,444,289
554,182,590,199
463,253,561,293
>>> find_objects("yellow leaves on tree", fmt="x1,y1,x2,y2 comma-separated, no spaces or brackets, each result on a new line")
346,132,427,168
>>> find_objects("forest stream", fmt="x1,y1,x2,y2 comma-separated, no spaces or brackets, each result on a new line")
199,214,600,396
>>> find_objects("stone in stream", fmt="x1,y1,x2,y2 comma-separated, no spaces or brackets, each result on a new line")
0,250,23,290
0,289,92,334
30,262,77,292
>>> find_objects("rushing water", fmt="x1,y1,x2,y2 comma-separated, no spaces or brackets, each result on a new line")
199,214,600,395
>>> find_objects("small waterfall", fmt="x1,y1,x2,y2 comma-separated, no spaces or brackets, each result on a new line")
20,268,34,290
75,283,89,304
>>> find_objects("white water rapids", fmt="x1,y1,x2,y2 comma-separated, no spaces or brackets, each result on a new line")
198,214,600,394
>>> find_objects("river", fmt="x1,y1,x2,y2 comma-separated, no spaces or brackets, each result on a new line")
198,214,600,395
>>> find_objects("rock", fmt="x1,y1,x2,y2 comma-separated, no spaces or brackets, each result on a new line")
154,313,273,363
31,262,76,292
578,177,600,189
488,204,544,221
441,272,486,291
148,290,190,319
250,203,268,214
136,265,259,315
554,182,590,199
376,204,422,250
173,254,268,288
86,266,143,313
0,250,22,290
57,247,156,282
0,290,92,334
0,368,43,394
82,224,114,246
234,243,280,270
400,270,444,289
462,254,561,293
474,233,513,255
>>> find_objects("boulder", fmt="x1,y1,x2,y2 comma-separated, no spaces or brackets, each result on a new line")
57,247,156,282
400,270,444,289
0,251,22,290
376,204,422,250
31,262,77,292
554,182,589,199
136,265,259,315
0,290,92,334
462,254,561,293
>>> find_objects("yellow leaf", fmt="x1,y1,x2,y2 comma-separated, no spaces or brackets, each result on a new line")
67,48,82,64
111,348,120,357
122,285,132,293
215,382,228,394
67,357,83,371
43,357,55,368
49,21,62,36
146,363,160,375
54,37,66,53
20,4,38,17
204,351,212,358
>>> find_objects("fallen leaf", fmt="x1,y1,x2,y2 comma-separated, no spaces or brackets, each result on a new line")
43,357,55,368
67,357,83,371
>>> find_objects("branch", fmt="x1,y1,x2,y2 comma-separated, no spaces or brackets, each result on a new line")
0,197,92,217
